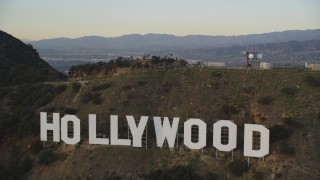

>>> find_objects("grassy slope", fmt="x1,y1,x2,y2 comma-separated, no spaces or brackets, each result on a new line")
1,67,320,179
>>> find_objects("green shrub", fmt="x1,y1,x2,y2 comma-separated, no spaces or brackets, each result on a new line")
39,149,56,165
252,171,264,180
30,140,43,154
221,105,239,116
72,82,81,92
0,88,10,99
269,125,293,143
1,146,33,178
121,85,133,91
81,92,102,104
19,156,33,172
279,142,295,156
242,86,255,94
228,159,249,177
281,117,304,128
55,84,67,93
257,96,273,105
92,95,103,104
305,75,320,87
92,83,111,91
211,81,220,89
275,173,282,178
146,165,202,180
81,92,92,103
281,87,298,95
64,107,78,114
136,81,147,87
211,71,222,78
42,105,56,112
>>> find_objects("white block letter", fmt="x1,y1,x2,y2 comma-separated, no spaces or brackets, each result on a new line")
184,118,206,149
153,117,179,147
127,116,148,147
213,120,237,151
89,114,109,145
40,112,60,142
61,115,80,145
244,124,269,158
110,115,131,146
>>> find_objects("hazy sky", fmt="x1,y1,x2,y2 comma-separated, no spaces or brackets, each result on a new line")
1,0,319,40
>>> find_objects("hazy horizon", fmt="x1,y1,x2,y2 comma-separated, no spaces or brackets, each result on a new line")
1,0,320,41
12,28,317,42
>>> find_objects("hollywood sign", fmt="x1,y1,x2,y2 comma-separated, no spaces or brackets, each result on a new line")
40,112,269,158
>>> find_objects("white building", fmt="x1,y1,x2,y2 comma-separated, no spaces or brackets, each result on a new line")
305,63,320,71
310,64,320,71
260,62,272,69
206,62,226,67
187,60,226,67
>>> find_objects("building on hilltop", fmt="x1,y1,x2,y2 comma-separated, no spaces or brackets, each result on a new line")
206,61,226,67
187,60,226,67
260,62,272,70
305,63,320,71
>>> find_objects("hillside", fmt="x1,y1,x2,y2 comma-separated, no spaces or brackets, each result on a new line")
0,30,51,68
0,65,320,179
68,56,188,78
0,30,66,86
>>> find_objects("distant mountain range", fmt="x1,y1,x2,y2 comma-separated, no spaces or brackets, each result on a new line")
27,29,320,72
32,29,320,51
